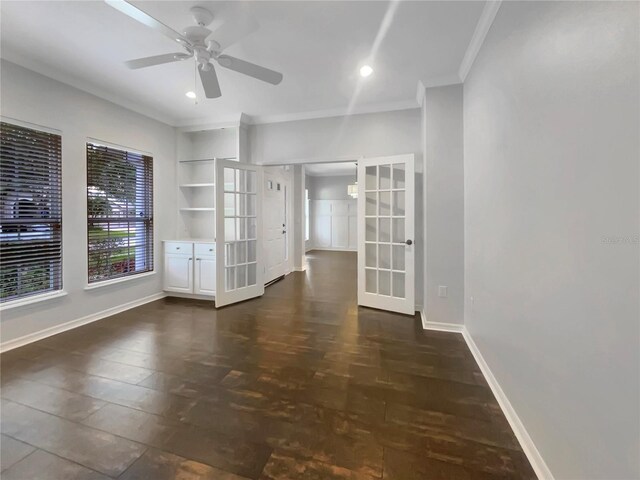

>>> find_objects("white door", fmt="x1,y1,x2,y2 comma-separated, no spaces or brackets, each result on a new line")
164,254,193,293
215,160,264,307
263,169,289,284
194,257,216,295
357,154,415,314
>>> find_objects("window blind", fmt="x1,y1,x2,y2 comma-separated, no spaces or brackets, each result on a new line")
0,122,63,303
86,143,153,283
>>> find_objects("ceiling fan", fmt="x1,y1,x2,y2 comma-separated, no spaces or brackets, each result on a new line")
105,0,283,98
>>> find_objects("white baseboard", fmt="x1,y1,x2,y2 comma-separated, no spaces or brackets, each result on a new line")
419,309,464,333
293,265,307,272
419,312,553,479
462,329,554,480
0,292,166,353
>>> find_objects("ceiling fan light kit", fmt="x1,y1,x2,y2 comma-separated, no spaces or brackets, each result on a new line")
105,1,284,99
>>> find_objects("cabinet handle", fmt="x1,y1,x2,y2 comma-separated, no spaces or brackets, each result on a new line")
196,258,201,261
176,247,180,250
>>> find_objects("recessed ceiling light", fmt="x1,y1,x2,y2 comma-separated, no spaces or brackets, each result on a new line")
185,91,196,99
359,65,373,77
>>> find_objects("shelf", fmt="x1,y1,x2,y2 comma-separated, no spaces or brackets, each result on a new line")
179,183,215,188
180,208,215,211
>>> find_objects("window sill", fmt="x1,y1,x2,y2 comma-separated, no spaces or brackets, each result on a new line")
84,271,157,291
0,290,68,312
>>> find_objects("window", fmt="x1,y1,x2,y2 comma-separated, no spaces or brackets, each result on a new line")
305,188,310,241
87,142,153,283
0,121,63,303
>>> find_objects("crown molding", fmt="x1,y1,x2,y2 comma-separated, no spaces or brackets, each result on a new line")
458,0,502,82
1,56,177,127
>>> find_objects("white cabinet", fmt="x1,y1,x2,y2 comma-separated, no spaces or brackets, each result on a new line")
164,254,193,293
163,241,215,297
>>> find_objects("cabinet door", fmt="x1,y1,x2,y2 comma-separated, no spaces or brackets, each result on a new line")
164,254,193,293
195,257,216,296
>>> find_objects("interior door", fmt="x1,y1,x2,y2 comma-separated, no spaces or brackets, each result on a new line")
357,154,415,314
215,160,264,307
263,169,288,284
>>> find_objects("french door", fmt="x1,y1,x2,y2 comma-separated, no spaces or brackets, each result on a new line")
357,154,415,314
215,160,264,307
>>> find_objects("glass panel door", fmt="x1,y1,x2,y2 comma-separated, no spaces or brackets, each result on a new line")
215,160,264,307
357,155,415,314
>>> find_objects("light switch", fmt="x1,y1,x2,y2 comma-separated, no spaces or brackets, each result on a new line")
438,286,448,298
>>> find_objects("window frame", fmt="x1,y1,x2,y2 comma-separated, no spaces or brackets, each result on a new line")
0,119,63,305
86,140,154,286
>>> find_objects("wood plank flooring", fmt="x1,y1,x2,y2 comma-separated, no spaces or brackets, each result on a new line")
0,251,537,479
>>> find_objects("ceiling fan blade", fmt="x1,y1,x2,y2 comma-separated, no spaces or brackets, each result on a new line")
208,15,259,51
105,0,190,46
199,64,222,98
125,52,192,69
216,55,283,85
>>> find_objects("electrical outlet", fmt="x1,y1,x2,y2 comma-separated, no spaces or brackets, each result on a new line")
438,286,448,298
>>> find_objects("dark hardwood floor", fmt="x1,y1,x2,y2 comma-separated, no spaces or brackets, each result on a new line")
0,251,536,479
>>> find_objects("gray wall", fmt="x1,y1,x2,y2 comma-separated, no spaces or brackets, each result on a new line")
307,175,356,201
249,109,421,165
0,60,176,346
423,85,464,325
463,2,639,479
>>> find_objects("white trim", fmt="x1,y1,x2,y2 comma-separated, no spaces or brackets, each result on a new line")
458,0,502,82
293,265,307,272
415,80,426,107
84,271,157,290
419,310,464,333
462,328,554,480
0,290,68,312
163,292,215,301
0,292,166,353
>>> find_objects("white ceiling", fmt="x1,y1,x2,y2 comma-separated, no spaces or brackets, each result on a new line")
305,162,358,177
0,1,485,127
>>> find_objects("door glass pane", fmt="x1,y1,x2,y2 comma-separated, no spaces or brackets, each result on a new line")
224,168,236,191
247,240,257,262
392,272,405,298
365,243,377,268
365,192,377,216
392,164,405,189
224,193,236,216
224,218,236,241
246,171,257,193
236,241,247,264
225,243,236,266
246,194,256,216
379,191,391,216
392,245,405,271
237,265,247,288
379,270,391,296
247,217,257,239
365,268,377,293
247,263,257,286
365,166,377,190
238,194,247,216
392,191,405,216
378,244,391,269
392,218,405,244
225,267,235,291
366,218,377,242
238,217,247,240
379,218,391,243
237,170,246,193
379,165,391,190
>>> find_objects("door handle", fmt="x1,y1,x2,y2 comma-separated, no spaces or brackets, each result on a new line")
282,230,286,234
405,240,413,246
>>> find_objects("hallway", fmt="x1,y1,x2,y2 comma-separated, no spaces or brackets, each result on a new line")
1,251,535,479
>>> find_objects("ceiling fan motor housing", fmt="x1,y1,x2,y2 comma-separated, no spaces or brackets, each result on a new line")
190,6,214,27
